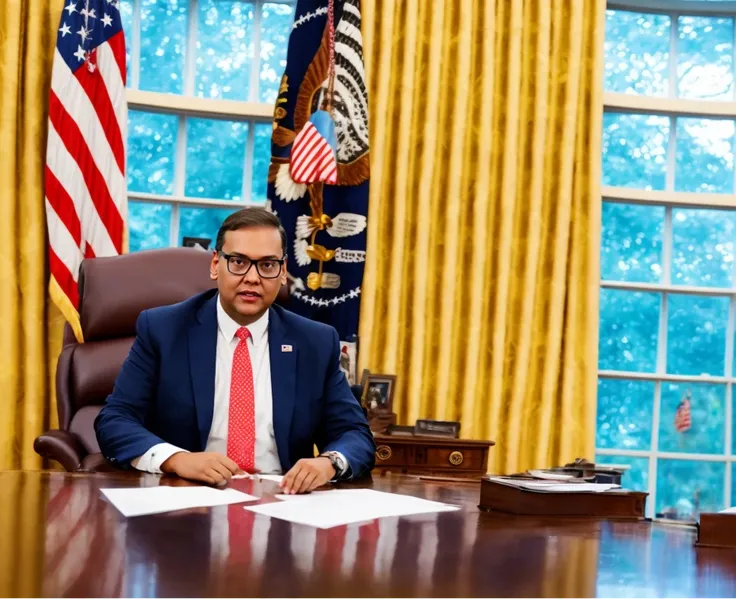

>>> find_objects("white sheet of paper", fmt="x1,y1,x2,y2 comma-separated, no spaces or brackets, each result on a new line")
487,477,620,493
100,486,258,517
245,489,459,529
719,506,736,514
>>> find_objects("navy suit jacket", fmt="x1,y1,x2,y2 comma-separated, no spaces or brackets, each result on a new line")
95,289,375,477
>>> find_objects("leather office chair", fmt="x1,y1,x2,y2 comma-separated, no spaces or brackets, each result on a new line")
34,247,290,472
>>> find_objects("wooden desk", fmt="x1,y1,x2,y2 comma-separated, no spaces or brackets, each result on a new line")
2,470,736,597
372,434,493,477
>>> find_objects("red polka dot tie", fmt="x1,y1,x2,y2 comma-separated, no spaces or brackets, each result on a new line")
227,326,255,472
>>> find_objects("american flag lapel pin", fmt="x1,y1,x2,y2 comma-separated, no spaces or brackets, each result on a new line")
281,344,293,353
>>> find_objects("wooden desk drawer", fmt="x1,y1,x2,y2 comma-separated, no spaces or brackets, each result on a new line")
373,442,409,466
425,446,485,471
373,439,489,472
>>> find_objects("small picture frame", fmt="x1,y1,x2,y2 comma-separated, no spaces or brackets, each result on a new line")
339,336,358,385
361,373,396,414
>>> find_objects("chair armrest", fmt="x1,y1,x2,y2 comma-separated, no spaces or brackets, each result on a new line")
34,429,88,472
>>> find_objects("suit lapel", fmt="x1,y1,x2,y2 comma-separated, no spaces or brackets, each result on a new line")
188,293,218,450
268,307,296,468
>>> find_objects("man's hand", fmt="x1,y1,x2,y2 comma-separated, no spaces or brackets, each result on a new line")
280,457,335,494
161,452,244,485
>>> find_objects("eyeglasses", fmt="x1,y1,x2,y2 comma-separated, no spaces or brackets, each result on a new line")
219,252,286,279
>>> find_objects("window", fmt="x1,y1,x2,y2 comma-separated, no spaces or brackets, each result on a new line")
119,0,295,251
599,0,736,520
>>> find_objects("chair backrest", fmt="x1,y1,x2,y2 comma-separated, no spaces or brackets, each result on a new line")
57,248,217,453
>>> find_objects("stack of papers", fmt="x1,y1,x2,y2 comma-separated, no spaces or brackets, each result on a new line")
245,489,460,529
487,477,621,493
100,484,460,527
101,486,258,517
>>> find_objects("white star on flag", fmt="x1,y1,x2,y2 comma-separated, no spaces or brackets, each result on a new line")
73,45,86,61
59,23,72,36
101,14,113,27
64,1,77,15
77,26,90,41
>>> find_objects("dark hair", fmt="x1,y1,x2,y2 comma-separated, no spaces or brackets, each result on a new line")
215,207,287,255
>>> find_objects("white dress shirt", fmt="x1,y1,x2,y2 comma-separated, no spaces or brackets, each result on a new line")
133,295,282,474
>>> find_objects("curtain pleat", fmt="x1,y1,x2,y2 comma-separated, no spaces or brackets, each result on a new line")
0,0,66,470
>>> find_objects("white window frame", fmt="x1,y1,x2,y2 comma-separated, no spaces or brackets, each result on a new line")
124,0,294,247
600,0,736,518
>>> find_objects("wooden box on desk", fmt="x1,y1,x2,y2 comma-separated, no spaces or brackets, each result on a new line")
372,434,494,477
697,513,736,548
479,478,648,519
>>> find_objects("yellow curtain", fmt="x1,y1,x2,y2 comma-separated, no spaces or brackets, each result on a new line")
0,0,66,470
359,0,605,474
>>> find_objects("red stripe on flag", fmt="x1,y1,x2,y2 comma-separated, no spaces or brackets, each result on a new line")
292,139,325,181
49,246,80,308
316,146,334,171
84,243,96,259
322,164,337,183
299,156,321,183
291,125,318,162
48,90,124,253
106,31,127,85
74,62,126,173
45,166,82,246
292,125,319,161
301,145,332,182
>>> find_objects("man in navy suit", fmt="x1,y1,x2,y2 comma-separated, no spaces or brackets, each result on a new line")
95,208,375,494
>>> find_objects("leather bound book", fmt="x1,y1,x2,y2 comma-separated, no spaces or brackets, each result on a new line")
479,477,648,519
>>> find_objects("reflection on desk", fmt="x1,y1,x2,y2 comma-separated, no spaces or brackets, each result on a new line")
0,471,735,597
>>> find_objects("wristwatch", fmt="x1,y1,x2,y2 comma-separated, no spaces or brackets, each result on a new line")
319,451,347,480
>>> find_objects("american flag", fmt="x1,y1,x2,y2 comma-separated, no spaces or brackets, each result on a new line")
289,110,338,184
674,393,692,433
46,0,127,341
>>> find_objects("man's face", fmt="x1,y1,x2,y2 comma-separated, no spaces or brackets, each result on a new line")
210,226,287,324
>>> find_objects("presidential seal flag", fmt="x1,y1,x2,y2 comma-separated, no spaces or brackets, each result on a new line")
267,0,369,382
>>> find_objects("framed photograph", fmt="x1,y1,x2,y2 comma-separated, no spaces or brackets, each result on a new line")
339,337,358,385
361,373,396,414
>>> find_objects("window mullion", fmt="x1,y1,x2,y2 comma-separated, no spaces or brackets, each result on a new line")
171,115,188,247
668,11,678,100
250,0,264,103
242,121,256,204
131,0,142,90
184,0,199,97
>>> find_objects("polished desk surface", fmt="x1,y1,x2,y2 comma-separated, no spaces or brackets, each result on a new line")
2,471,736,598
